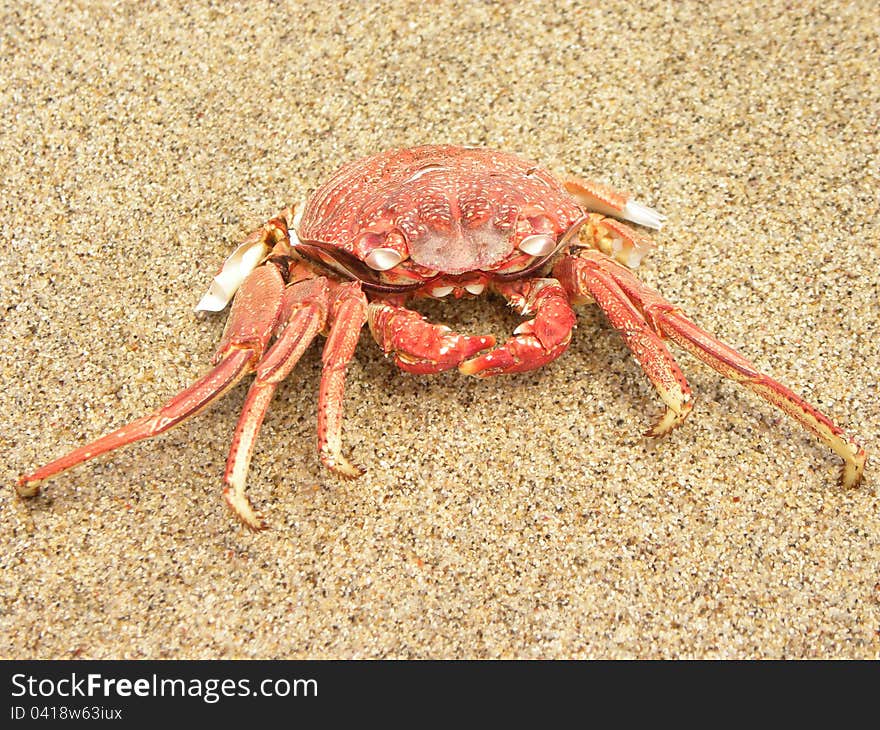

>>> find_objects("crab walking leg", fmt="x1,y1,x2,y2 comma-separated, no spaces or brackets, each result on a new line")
316,282,370,478
564,177,666,231
367,301,495,374
17,264,287,497
554,256,693,436
565,250,867,487
658,308,866,487
460,279,576,376
222,278,330,530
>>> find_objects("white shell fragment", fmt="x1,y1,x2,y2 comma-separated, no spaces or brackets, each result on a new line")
518,233,557,257
364,247,404,271
431,285,455,298
621,199,666,230
195,237,272,312
464,283,485,295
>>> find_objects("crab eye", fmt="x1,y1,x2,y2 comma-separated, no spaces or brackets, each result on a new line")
364,247,404,271
518,233,556,257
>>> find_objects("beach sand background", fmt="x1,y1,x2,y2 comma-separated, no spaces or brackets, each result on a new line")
2,1,878,658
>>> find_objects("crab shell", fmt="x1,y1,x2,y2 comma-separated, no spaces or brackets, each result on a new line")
197,145,660,312
298,145,586,288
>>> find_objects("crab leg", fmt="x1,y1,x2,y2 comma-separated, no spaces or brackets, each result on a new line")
17,264,287,498
317,281,369,478
557,249,867,487
223,277,330,530
368,301,495,374
460,279,576,376
564,177,666,231
553,257,693,436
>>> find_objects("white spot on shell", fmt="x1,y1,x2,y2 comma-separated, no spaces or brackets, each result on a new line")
404,164,449,183
431,285,455,298
464,283,485,295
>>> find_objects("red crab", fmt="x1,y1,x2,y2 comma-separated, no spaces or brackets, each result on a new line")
17,145,866,529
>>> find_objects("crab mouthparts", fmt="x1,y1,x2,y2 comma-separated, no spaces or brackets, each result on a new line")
408,223,514,275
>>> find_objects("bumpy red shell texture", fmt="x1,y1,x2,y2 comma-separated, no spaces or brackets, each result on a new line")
299,145,583,275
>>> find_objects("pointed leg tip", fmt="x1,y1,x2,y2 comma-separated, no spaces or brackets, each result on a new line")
223,486,267,531
333,462,366,480
328,459,366,480
319,447,365,479
644,412,675,438
16,475,41,498
344,463,367,479
235,510,269,531
644,401,693,438
245,516,269,532
644,424,667,439
839,445,867,489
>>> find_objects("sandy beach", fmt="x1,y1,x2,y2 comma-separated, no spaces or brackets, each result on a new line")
2,0,878,658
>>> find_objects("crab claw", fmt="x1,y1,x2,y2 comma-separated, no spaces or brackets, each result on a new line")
460,279,576,377
368,302,494,374
459,317,572,376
